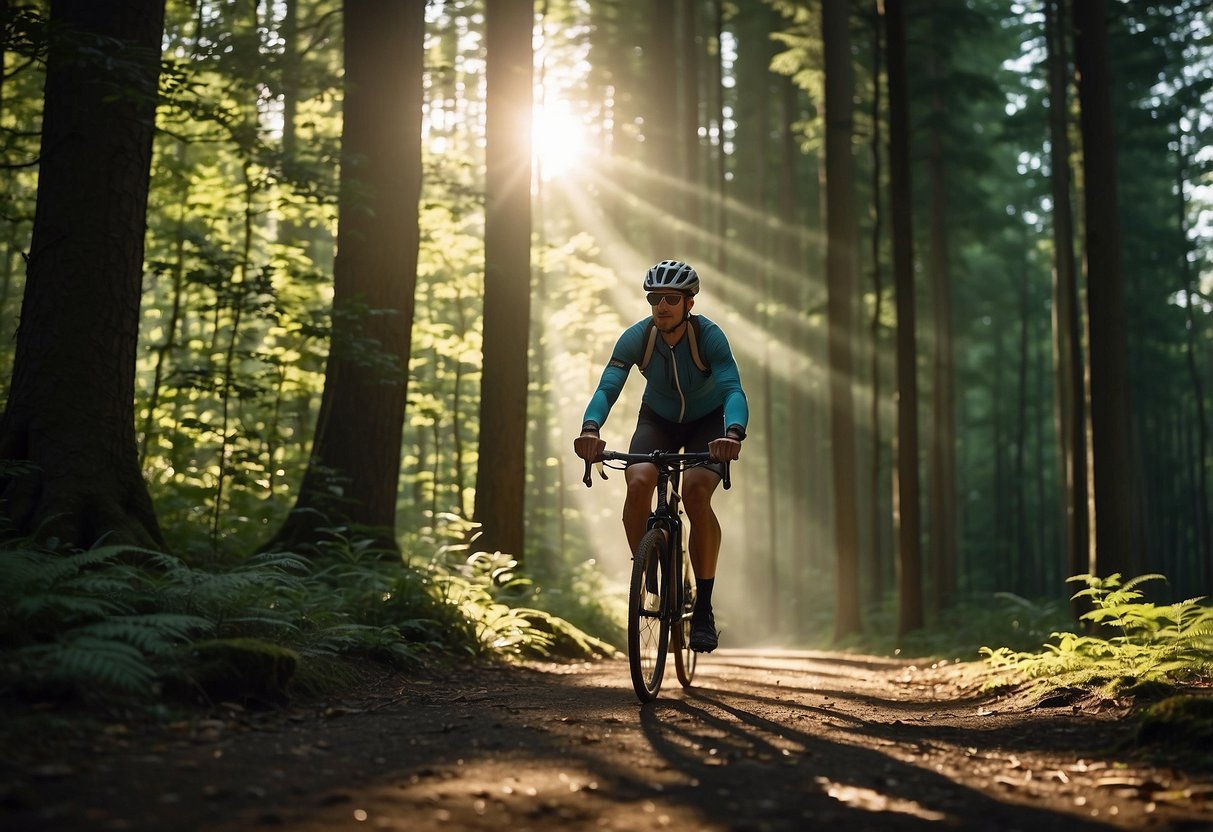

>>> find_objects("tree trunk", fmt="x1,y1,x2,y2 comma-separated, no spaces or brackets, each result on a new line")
867,1,888,606
648,0,678,254
1044,0,1089,609
925,25,957,612
0,0,167,549
678,0,701,236
1073,0,1136,579
823,0,862,640
268,0,424,552
1177,154,1211,584
884,0,924,636
473,0,534,559
711,0,727,274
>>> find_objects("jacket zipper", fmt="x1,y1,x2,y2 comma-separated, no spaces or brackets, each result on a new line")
669,341,686,421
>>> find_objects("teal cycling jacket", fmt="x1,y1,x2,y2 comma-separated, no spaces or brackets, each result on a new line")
583,314,749,433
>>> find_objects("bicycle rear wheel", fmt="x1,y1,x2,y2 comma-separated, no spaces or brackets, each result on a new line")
628,528,670,702
673,546,697,687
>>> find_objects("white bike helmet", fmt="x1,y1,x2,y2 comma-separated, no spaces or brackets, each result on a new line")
643,259,700,296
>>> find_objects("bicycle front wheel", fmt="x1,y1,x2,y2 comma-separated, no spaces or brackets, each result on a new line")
628,528,670,702
673,546,697,687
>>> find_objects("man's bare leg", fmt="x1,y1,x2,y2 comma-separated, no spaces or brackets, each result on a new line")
682,468,722,652
682,468,721,578
622,463,657,555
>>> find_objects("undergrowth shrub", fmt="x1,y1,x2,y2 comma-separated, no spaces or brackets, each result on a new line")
0,529,609,705
981,573,1213,696
846,589,1072,659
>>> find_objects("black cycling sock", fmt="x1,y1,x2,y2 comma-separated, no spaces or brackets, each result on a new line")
694,577,715,617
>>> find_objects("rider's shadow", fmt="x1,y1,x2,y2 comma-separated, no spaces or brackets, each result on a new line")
636,690,1121,830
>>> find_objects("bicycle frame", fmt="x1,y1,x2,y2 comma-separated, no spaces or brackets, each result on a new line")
583,450,730,700
645,463,686,628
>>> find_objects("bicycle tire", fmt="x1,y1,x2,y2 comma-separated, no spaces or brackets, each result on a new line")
628,528,670,702
673,546,697,687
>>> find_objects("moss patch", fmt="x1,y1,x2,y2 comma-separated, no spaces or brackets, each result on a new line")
1135,694,1213,755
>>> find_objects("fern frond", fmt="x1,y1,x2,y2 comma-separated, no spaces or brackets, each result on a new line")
223,615,300,634
238,551,311,575
14,593,128,623
22,636,156,694
1120,573,1167,593
76,614,212,654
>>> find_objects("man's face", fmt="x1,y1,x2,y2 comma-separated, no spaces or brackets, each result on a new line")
647,291,692,332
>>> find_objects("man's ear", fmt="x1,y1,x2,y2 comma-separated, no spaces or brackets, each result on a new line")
687,296,695,312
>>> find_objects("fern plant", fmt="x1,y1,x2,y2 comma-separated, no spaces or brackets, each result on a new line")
0,545,213,696
1,527,616,705
981,573,1213,695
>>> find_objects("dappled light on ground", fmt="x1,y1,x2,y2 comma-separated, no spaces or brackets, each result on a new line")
5,649,1211,830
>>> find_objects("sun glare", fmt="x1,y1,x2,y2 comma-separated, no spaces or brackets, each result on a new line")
532,102,588,181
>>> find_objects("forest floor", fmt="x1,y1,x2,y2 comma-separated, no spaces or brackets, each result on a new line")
2,648,1212,831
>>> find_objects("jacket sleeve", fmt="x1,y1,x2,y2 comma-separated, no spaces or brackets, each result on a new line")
582,325,642,429
703,324,749,432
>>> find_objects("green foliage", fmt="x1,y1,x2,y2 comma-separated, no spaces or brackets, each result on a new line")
0,545,213,695
169,637,299,706
522,558,627,654
981,574,1213,696
1136,694,1213,751
430,550,613,660
0,534,610,705
846,590,1072,660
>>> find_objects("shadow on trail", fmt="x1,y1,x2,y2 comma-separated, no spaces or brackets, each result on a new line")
687,662,1137,761
0,657,1140,831
632,687,1121,832
699,649,999,714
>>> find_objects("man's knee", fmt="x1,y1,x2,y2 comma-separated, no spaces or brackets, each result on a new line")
625,465,657,494
681,474,716,514
623,467,656,512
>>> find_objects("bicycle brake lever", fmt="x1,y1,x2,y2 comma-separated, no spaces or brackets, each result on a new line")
596,461,608,480
723,461,731,490
582,458,593,487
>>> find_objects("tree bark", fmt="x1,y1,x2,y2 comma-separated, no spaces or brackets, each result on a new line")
823,0,862,640
712,0,727,274
1044,0,1089,609
473,0,534,559
268,0,424,552
1073,0,1136,579
925,17,957,612
867,1,888,606
0,0,167,549
884,0,924,636
678,0,701,236
648,0,678,254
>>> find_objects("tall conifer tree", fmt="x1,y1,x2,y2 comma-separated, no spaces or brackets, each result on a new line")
0,0,167,548
474,0,534,559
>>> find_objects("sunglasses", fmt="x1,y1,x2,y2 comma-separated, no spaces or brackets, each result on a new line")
646,292,685,307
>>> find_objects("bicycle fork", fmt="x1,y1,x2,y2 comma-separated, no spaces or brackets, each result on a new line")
639,470,694,630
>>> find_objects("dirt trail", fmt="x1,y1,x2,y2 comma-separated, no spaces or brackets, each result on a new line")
4,649,1212,831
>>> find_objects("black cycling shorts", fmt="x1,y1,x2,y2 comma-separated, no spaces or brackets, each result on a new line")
628,403,726,479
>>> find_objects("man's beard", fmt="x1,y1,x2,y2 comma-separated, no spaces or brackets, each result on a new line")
657,316,686,334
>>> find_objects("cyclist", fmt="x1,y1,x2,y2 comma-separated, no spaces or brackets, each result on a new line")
573,259,749,653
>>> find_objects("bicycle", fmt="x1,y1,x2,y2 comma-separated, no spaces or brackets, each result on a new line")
583,450,731,702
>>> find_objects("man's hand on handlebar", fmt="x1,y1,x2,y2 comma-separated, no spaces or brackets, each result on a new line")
708,436,741,463
573,432,606,462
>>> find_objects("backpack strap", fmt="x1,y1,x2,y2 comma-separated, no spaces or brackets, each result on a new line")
638,317,709,374
686,316,709,373
639,320,660,371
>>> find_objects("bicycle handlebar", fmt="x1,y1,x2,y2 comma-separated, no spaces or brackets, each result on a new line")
581,450,731,491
